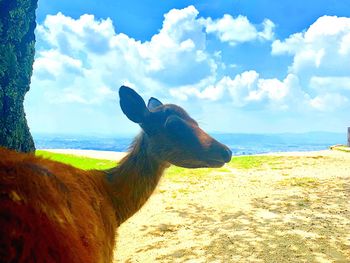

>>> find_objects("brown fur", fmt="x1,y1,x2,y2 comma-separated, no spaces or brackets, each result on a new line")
0,132,169,263
0,147,117,263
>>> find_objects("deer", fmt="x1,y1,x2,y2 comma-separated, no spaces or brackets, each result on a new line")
0,86,232,263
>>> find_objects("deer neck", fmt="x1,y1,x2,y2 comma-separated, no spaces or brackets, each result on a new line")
105,132,168,224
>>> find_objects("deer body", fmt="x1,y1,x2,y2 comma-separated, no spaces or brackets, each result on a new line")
0,148,116,263
0,86,231,263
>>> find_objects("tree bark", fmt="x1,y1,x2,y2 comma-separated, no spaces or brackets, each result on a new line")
0,0,37,152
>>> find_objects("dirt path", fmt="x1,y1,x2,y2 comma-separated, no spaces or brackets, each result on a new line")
113,150,350,263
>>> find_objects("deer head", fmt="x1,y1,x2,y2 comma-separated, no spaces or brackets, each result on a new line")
119,86,232,168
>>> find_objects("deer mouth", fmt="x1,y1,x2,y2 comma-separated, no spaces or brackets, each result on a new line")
177,159,226,168
205,160,226,168
172,159,225,169
169,148,231,168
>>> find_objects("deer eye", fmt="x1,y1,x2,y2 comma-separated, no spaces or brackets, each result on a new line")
164,115,186,133
163,108,173,118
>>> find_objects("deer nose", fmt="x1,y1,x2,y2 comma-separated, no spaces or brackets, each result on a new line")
222,147,232,163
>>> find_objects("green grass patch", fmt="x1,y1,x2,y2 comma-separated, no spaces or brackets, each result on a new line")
36,150,117,170
278,177,319,188
330,145,350,153
228,155,282,169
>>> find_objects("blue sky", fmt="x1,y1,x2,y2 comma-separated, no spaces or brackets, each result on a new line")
25,0,350,135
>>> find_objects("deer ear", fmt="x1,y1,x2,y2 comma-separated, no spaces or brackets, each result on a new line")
147,97,163,111
119,86,149,123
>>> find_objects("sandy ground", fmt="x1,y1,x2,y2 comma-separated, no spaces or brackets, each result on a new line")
47,149,350,262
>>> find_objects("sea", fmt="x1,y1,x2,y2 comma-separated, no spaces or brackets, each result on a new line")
33,132,346,156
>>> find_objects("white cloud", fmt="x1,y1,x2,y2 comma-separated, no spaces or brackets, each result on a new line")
205,15,275,45
271,15,350,112
271,33,304,55
37,13,115,55
339,32,350,55
170,70,309,111
169,75,219,101
250,78,288,102
310,76,350,91
170,71,261,104
258,19,275,41
143,6,216,87
272,16,350,76
31,5,278,109
33,49,83,80
221,70,259,106
31,6,224,106
310,93,348,111
224,72,308,109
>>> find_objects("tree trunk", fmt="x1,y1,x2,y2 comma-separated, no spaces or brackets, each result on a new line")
0,0,37,152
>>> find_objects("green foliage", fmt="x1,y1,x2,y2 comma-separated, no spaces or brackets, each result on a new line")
36,151,118,171
228,155,281,169
0,0,37,152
